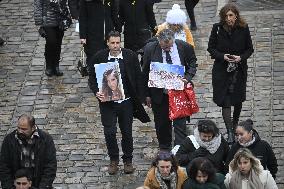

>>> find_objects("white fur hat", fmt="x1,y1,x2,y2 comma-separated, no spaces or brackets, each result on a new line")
166,4,187,24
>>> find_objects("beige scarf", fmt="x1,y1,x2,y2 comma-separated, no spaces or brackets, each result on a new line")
229,169,264,189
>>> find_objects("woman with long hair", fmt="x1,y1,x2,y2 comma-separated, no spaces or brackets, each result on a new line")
101,68,124,101
182,157,226,189
225,119,278,179
144,151,187,189
225,148,278,189
207,3,254,144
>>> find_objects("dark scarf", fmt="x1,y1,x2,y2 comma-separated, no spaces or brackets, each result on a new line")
155,167,177,189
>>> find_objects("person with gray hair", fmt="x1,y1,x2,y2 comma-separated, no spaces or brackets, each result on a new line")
142,28,197,151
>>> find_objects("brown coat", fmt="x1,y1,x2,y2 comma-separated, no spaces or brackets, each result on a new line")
144,167,187,189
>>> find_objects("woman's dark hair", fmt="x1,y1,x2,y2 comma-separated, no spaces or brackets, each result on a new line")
152,151,179,173
197,119,219,137
237,119,254,132
15,169,32,181
188,157,216,182
219,3,247,28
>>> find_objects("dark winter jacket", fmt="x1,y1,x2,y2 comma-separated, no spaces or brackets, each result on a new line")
142,39,197,104
119,0,157,51
88,48,150,123
207,23,254,106
182,173,226,189
176,136,229,174
34,0,76,27
225,130,278,178
68,0,80,19
0,129,57,189
79,0,119,56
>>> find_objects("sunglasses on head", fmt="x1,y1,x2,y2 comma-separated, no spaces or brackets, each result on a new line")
157,151,173,160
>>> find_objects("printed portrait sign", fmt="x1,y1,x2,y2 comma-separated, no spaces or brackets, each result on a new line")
148,62,185,90
95,62,125,101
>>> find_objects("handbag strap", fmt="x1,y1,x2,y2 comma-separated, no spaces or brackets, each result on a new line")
80,45,87,67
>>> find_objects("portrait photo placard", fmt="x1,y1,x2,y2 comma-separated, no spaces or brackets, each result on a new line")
94,62,125,101
148,62,185,90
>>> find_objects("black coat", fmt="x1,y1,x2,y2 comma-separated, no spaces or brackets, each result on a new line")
0,129,57,189
207,23,254,106
142,39,197,104
119,0,157,51
182,173,226,189
79,0,119,56
176,135,229,174
225,130,278,178
88,48,150,123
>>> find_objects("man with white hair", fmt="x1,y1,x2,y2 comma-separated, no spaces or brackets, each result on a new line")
142,29,197,150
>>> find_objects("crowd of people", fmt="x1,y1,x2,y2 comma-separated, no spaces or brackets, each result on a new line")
0,1,279,189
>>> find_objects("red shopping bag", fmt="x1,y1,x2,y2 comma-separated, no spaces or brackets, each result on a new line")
168,84,199,120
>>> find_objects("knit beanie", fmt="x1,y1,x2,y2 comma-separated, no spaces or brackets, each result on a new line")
166,4,187,24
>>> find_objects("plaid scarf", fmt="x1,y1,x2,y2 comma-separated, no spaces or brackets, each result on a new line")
15,129,40,169
155,167,177,189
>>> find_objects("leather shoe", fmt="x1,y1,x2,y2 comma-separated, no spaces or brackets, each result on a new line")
54,67,63,76
124,162,135,174
108,160,119,175
45,69,53,77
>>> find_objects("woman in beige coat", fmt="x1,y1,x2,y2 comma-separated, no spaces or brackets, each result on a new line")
224,148,278,189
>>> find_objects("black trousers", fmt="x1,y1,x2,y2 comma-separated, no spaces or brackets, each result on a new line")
99,99,133,162
44,26,64,70
184,0,199,26
152,94,187,150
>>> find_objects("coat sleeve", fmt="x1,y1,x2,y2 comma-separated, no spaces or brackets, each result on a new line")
145,2,157,32
183,43,197,81
38,134,57,188
34,0,43,26
79,0,87,39
141,43,153,98
117,1,124,33
207,24,225,60
88,54,100,95
132,52,144,102
0,136,14,189
175,137,197,166
240,25,254,61
68,0,79,20
225,145,238,174
264,141,278,178
264,171,278,189
184,25,195,48
224,173,231,189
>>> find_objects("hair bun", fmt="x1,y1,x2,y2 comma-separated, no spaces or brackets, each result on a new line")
246,119,253,126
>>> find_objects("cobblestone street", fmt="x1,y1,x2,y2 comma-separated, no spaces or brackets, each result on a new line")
0,0,284,188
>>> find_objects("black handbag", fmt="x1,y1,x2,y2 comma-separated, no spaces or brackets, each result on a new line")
77,45,88,77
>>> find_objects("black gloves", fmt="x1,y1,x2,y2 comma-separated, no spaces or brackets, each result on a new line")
38,26,46,38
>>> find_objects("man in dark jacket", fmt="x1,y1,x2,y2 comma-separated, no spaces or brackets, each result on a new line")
118,0,157,52
88,31,149,175
79,0,119,70
0,114,57,189
142,29,197,150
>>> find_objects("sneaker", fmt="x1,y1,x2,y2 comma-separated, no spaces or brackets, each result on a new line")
108,160,119,175
124,162,135,174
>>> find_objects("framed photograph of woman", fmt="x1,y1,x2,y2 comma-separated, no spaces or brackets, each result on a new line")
95,62,125,101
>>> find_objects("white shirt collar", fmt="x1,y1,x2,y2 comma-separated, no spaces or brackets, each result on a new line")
108,50,123,60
